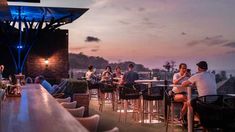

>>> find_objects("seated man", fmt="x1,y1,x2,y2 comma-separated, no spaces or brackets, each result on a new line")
35,75,54,94
120,63,139,87
182,61,218,129
182,61,217,97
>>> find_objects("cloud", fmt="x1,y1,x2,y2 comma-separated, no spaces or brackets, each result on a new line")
91,0,110,8
85,36,101,42
223,42,235,48
226,51,235,54
138,7,145,12
143,17,150,22
70,46,87,51
181,32,186,35
90,45,100,52
187,40,200,46
123,7,131,11
119,20,130,25
91,49,99,52
186,35,228,47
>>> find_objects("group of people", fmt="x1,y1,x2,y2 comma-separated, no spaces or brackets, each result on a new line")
85,63,139,87
172,61,217,120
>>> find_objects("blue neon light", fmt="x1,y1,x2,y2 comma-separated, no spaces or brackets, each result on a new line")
17,45,23,49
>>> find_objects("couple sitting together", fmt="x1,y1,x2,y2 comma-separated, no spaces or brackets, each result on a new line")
172,61,217,120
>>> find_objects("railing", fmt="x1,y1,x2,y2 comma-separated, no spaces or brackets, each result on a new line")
69,69,174,81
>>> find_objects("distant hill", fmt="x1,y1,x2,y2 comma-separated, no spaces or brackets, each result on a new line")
69,53,150,71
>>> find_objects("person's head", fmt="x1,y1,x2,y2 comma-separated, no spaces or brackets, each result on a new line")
196,61,208,72
178,63,187,74
0,65,4,71
88,65,94,71
105,66,112,72
128,63,134,71
35,75,45,83
115,66,121,73
9,74,17,84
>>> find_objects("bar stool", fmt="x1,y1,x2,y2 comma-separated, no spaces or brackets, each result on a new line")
142,86,164,123
87,81,100,100
191,95,235,131
61,101,77,109
165,89,184,131
118,84,141,122
99,82,116,112
67,106,85,117
56,97,71,103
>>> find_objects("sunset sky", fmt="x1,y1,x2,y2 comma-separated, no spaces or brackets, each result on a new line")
9,0,235,71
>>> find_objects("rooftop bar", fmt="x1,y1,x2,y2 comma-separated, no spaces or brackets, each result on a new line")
0,84,88,132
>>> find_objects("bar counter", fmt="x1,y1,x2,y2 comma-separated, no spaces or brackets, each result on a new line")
0,84,88,132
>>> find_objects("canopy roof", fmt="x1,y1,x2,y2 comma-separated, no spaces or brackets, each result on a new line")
0,5,88,23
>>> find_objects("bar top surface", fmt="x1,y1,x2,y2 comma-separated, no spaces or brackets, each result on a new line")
0,84,88,132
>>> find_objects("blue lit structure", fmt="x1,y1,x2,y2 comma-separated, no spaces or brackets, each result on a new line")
0,5,88,73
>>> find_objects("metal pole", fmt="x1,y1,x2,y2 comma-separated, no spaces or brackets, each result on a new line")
18,7,22,73
187,86,193,132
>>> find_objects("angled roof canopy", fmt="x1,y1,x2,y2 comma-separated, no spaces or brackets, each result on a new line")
0,5,88,23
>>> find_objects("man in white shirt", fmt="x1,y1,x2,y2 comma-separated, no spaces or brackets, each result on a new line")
85,65,97,84
182,61,217,97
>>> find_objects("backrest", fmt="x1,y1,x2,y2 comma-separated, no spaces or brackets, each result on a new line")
61,101,77,109
99,83,115,93
67,106,85,117
76,114,100,132
191,95,235,128
133,84,148,92
56,97,71,103
104,127,119,132
25,77,33,84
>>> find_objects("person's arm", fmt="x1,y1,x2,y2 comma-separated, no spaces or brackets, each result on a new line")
181,80,192,87
173,73,186,84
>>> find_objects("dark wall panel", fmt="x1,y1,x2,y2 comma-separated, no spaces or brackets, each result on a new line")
26,29,69,80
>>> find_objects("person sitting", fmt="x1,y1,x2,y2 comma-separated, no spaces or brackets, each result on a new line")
113,66,123,84
35,75,54,94
182,61,217,97
120,63,139,87
172,63,190,120
182,61,217,127
85,65,98,84
101,66,113,83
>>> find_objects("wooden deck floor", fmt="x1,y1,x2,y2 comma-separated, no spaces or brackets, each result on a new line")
89,98,185,132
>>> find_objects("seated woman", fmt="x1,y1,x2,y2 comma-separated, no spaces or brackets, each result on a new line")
100,66,114,100
172,63,190,120
100,66,113,83
112,66,123,85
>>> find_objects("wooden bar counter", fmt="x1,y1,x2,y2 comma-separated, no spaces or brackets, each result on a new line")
0,84,88,132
